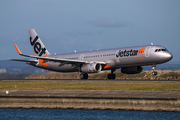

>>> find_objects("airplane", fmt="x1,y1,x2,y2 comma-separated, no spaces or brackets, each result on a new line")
10,29,173,79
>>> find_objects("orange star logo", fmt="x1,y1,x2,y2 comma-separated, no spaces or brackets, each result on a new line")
137,47,145,56
39,54,49,68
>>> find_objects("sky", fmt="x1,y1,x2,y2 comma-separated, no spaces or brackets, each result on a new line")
0,0,180,63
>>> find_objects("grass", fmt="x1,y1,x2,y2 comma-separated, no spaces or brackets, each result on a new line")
160,71,180,78
0,81,180,91
91,71,180,79
24,71,180,80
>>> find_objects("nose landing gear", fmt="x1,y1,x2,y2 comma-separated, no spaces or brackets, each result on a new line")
152,65,157,75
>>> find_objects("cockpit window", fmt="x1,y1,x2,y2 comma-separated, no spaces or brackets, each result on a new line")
155,48,168,52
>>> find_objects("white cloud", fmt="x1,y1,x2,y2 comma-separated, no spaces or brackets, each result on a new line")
63,31,94,37
15,36,27,42
89,18,128,28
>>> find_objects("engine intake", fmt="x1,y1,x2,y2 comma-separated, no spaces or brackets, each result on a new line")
121,66,143,74
81,63,102,73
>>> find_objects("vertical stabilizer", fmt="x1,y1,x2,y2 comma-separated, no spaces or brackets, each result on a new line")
28,29,51,56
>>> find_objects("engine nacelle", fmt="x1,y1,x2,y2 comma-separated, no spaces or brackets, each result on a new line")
81,63,102,73
121,66,143,74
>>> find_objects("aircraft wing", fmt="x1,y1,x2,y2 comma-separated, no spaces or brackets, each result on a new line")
9,59,38,63
13,43,106,65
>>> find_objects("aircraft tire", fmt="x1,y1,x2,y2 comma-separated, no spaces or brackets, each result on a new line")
80,73,88,79
152,71,157,75
107,74,116,79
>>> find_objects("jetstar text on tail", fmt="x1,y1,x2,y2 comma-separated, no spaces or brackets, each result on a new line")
30,36,46,56
116,47,145,57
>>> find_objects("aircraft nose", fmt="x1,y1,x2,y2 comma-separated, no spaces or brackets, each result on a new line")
162,52,173,61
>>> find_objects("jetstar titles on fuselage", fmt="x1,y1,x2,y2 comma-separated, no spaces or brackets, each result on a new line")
116,47,145,58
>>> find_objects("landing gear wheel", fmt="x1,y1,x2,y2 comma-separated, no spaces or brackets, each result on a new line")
152,71,157,75
80,73,88,79
107,69,116,79
151,64,157,75
107,74,116,79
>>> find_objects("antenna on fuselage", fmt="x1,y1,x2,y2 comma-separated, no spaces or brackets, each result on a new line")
74,50,76,53
151,42,154,45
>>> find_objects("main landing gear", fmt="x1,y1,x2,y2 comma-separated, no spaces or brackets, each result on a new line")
80,69,116,80
107,69,116,79
152,65,157,75
80,73,88,79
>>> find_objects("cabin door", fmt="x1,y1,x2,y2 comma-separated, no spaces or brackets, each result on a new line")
145,46,151,57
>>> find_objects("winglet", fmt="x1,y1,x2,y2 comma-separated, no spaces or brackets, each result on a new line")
14,43,21,54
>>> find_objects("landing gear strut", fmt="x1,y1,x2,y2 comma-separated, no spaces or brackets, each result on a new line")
80,73,88,79
152,65,157,75
107,69,116,79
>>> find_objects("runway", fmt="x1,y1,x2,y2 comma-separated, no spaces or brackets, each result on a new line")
1,89,180,99
1,79,180,111
1,79,180,82
0,89,180,111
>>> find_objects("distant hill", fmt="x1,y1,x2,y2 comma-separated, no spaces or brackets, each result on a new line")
0,60,46,73
143,63,180,71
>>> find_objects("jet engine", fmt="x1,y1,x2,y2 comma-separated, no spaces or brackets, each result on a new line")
81,63,102,73
121,66,143,74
